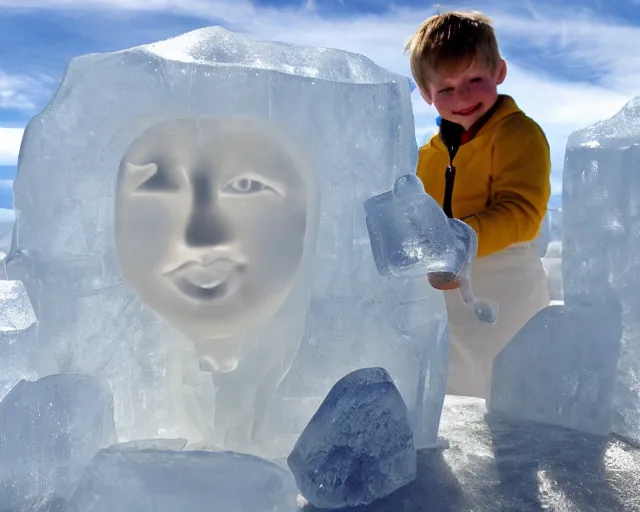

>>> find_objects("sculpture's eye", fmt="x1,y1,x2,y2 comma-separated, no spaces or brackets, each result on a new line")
222,177,283,196
125,162,178,192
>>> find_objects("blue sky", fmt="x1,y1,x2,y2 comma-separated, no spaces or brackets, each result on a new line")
1,0,640,211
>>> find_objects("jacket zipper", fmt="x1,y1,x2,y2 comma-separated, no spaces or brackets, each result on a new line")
440,124,461,219
439,96,503,219
443,164,456,218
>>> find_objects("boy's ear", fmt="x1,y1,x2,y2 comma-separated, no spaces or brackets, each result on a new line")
496,59,507,85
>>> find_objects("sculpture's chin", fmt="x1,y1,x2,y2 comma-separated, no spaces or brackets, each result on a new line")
199,354,240,374
196,336,243,374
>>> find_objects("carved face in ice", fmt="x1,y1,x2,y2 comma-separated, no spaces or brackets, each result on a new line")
115,117,310,370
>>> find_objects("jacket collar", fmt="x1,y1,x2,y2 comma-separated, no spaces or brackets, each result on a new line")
433,94,521,152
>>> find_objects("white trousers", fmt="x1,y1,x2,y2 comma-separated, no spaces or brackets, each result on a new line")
444,242,550,399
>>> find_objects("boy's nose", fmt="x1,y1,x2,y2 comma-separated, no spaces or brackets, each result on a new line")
457,84,471,100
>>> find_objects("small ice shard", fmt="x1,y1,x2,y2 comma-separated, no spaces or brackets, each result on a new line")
364,174,498,323
287,367,417,509
67,447,298,512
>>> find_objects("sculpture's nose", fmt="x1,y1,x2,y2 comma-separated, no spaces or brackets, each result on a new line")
185,174,232,247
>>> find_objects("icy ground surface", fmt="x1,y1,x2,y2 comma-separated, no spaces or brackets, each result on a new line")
300,396,640,512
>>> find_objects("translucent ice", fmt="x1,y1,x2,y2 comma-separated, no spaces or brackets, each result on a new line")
0,280,34,331
0,374,117,509
0,280,43,402
562,96,640,443
8,26,443,458
489,301,622,435
364,174,498,323
67,447,298,512
288,368,416,509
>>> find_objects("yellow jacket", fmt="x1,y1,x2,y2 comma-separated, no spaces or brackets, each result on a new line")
417,95,551,258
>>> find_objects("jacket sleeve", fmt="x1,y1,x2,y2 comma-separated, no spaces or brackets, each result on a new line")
462,117,551,258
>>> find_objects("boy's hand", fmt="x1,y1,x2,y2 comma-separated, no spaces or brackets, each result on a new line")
428,272,460,290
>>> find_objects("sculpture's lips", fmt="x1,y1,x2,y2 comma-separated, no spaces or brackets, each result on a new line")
452,103,481,116
165,259,244,300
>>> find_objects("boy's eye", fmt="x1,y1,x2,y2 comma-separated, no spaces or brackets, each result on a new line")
438,87,453,94
470,77,482,83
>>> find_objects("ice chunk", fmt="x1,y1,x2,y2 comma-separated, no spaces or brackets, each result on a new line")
67,447,298,512
9,26,445,458
288,368,416,509
489,301,622,435
0,280,43,402
563,96,640,443
0,374,117,508
0,280,34,331
364,174,498,323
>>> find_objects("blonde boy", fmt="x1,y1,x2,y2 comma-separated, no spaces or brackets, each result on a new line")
405,11,551,398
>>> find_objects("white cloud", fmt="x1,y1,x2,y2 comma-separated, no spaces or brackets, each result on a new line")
0,0,638,195
0,208,15,224
0,128,24,165
0,70,55,111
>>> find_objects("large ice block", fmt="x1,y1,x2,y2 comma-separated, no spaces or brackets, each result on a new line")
8,26,445,458
67,446,298,512
562,96,640,443
364,174,498,324
489,301,622,435
278,179,450,456
288,368,416,509
0,374,117,509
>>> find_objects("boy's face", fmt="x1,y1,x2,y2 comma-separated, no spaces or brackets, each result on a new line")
421,58,507,130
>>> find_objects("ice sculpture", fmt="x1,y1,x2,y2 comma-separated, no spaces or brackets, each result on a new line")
288,368,416,509
7,26,445,458
115,116,314,373
0,374,117,508
364,174,498,324
489,98,640,439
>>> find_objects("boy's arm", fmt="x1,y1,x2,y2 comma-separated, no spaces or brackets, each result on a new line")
462,118,551,258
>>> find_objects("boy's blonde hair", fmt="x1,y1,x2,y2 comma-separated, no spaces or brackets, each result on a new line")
404,10,502,94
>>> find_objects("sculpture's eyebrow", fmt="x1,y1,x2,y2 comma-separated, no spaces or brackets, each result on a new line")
123,162,183,192
123,162,159,191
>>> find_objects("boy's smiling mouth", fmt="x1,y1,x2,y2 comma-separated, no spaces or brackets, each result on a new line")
453,103,482,116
